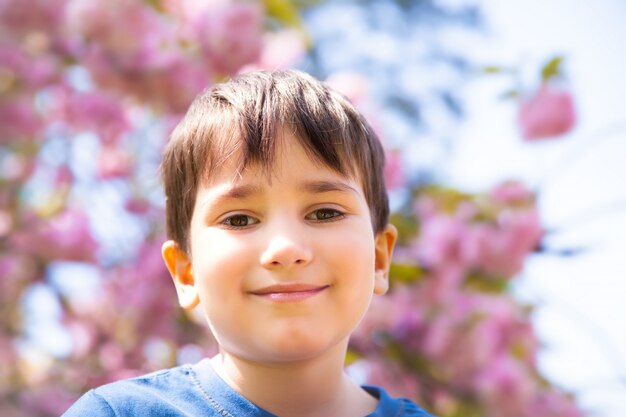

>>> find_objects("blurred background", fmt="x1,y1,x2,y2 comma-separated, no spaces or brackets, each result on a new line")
1,0,624,416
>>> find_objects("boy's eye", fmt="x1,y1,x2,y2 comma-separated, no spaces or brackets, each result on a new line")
306,208,344,222
221,214,259,228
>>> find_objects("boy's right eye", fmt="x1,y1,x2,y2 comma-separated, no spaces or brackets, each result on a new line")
221,214,259,228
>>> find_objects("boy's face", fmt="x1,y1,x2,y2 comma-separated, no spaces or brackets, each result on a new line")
162,131,397,364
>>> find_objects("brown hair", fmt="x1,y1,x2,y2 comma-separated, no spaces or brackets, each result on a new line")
161,70,389,254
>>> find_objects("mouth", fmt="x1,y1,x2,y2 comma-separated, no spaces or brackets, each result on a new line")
249,284,330,302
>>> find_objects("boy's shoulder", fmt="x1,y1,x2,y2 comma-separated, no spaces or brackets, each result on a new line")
62,361,225,417
62,360,436,417
364,385,436,417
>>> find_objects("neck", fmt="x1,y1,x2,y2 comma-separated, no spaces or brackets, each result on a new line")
209,340,377,417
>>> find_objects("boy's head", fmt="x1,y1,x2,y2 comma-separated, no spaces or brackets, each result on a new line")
160,70,398,363
161,70,389,255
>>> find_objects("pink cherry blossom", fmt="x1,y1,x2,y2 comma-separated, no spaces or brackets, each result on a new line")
0,98,43,142
420,263,465,302
19,387,76,416
415,214,465,269
55,165,73,185
193,3,264,75
473,354,536,417
96,144,133,179
414,194,439,220
62,91,130,143
357,284,424,348
241,29,307,72
65,319,97,359
351,182,579,416
161,0,230,23
531,391,585,417
486,209,542,276
518,84,576,140
421,313,456,357
325,71,371,104
0,40,59,91
66,0,207,112
490,181,535,205
258,29,306,69
0,336,17,375
98,342,125,371
124,197,151,215
10,209,99,262
0,151,36,181
364,356,424,401
0,252,38,287
384,149,406,190
66,0,178,72
0,210,11,237
0,0,65,38
0,43,27,91
458,208,542,278
150,58,213,113
103,241,179,340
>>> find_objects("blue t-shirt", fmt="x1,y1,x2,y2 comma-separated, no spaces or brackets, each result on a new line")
62,359,434,416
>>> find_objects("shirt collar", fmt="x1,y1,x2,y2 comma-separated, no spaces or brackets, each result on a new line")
192,359,400,416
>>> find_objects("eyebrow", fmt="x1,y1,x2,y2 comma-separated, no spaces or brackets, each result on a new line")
300,179,360,196
217,183,262,200
198,183,262,212
199,179,359,212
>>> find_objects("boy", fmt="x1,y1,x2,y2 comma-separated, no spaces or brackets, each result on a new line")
63,70,434,416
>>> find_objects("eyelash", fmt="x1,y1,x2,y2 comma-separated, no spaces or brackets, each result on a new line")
305,208,345,222
220,214,259,229
219,208,345,229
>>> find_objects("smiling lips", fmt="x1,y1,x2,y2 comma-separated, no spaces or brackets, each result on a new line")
249,284,329,302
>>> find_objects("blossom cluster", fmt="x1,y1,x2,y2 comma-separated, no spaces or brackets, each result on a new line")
350,183,582,417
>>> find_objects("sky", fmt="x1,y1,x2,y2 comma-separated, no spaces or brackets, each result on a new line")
443,1,626,415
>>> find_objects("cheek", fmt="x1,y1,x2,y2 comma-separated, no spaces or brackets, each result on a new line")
191,231,257,290
324,224,376,281
323,228,377,331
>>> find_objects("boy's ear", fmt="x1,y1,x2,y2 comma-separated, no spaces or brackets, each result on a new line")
373,224,398,295
162,240,199,310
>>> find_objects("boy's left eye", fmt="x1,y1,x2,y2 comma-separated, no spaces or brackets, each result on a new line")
306,208,344,222
221,214,259,228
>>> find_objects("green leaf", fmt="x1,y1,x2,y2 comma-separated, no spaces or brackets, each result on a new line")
541,55,564,81
464,273,509,293
482,66,502,74
390,263,425,284
499,89,519,100
389,212,418,244
263,0,303,28
344,349,362,366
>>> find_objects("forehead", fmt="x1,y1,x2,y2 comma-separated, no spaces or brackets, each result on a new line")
193,138,368,219
200,127,362,189
203,130,362,190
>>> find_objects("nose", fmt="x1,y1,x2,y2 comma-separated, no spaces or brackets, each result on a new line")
260,233,313,270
